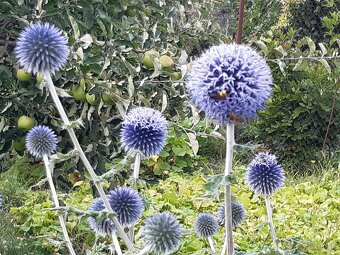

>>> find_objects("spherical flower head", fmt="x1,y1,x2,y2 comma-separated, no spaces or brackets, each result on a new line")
246,152,285,196
186,44,272,124
15,22,69,74
88,198,115,236
141,212,182,254
194,213,219,238
25,125,58,157
217,202,246,229
107,187,143,226
120,107,168,157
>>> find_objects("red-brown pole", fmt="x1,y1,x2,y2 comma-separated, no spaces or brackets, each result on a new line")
236,0,245,44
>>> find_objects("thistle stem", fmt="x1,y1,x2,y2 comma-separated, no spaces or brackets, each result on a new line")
129,223,135,243
136,245,151,255
264,195,279,251
220,123,235,255
208,236,217,254
44,72,134,251
133,152,141,182
42,155,76,255
111,232,123,255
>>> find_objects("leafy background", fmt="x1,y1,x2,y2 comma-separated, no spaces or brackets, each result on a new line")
0,0,339,254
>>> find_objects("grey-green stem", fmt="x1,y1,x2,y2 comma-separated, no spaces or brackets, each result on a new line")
208,236,216,254
220,123,235,255
264,195,279,250
133,152,141,181
44,72,134,251
111,232,123,255
129,223,135,244
136,245,151,255
43,155,76,255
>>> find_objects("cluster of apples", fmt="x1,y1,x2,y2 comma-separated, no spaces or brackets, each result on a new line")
17,69,44,83
70,79,114,105
143,50,181,80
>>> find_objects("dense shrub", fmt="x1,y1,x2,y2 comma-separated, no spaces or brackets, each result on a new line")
288,0,340,42
240,61,340,171
0,0,227,175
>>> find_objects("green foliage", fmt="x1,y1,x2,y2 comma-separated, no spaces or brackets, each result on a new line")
142,169,339,254
213,0,283,39
242,41,340,170
0,0,228,174
0,212,50,255
288,0,340,43
8,180,95,254
0,158,54,254
4,159,339,254
144,119,213,176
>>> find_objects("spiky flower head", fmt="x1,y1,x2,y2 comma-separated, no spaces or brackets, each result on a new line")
120,107,168,157
141,212,182,254
107,187,143,226
246,152,285,196
186,44,272,124
15,22,68,74
25,125,58,157
194,213,219,238
88,198,115,236
217,202,246,229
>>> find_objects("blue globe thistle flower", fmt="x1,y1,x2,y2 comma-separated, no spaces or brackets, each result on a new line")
88,198,115,236
217,202,246,229
141,212,182,254
186,44,272,124
120,107,168,157
26,125,58,157
107,187,143,226
15,22,68,74
246,152,285,196
194,213,219,238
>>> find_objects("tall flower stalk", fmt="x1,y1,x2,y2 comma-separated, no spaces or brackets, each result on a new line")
26,125,76,255
221,124,235,255
246,152,285,251
120,107,168,182
187,40,272,254
15,22,133,251
88,197,122,255
186,42,272,255
195,213,219,253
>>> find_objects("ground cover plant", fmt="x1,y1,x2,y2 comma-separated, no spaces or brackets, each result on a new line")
0,0,339,255
1,161,339,254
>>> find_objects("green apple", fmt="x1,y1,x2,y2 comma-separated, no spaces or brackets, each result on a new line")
170,72,181,80
72,85,86,101
36,73,44,83
17,69,31,81
17,115,35,130
86,93,100,105
101,92,113,104
126,7,137,17
159,55,174,68
12,137,26,152
143,50,160,69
